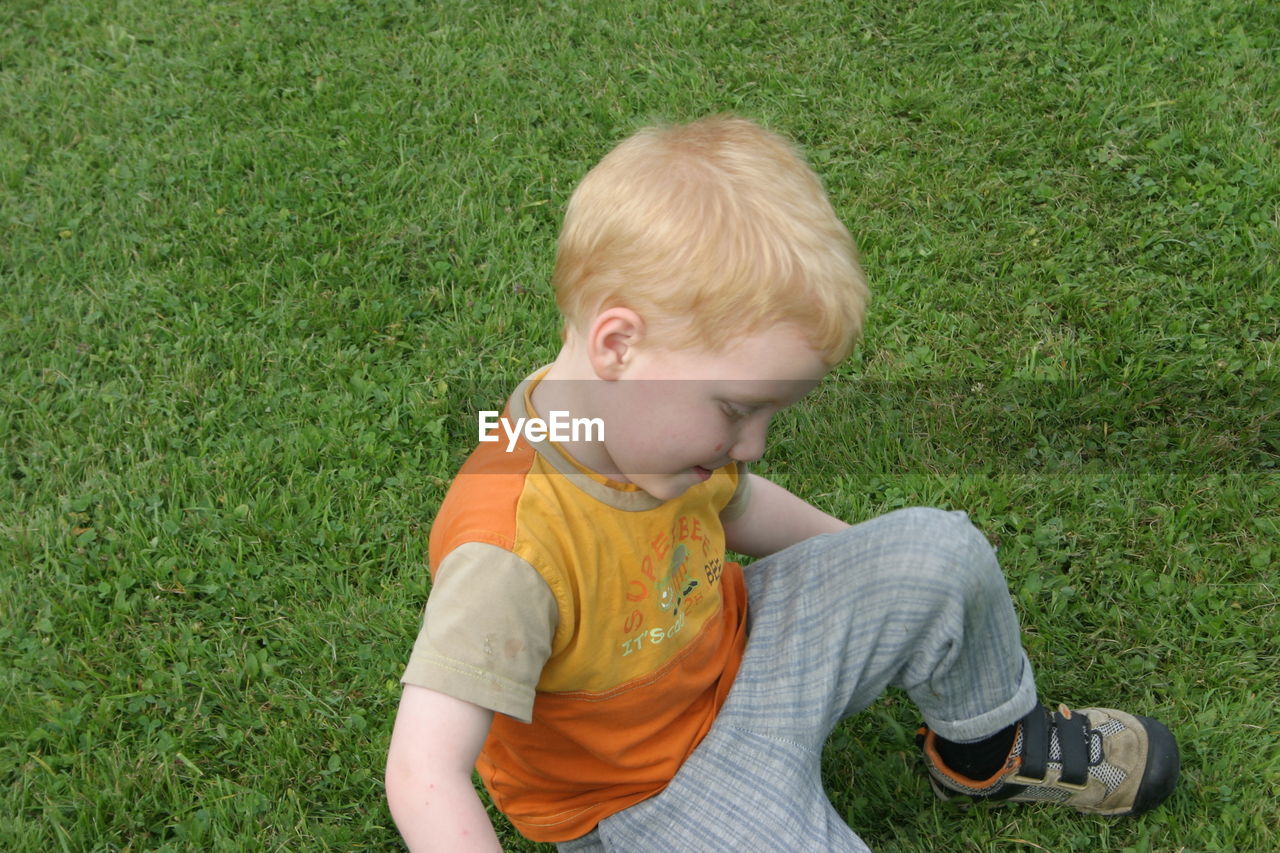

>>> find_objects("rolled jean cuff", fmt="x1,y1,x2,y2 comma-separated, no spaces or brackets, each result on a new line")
924,650,1039,743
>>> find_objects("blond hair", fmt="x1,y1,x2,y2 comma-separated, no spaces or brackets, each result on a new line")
552,115,868,365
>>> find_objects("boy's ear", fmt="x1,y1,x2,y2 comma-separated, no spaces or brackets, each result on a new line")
587,307,645,379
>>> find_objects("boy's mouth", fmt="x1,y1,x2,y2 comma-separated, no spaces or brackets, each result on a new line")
692,458,735,480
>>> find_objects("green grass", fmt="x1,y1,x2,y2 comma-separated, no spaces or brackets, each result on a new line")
2,0,1276,850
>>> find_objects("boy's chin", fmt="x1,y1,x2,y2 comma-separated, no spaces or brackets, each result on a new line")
628,470,703,502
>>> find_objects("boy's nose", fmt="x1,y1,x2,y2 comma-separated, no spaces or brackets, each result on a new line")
729,422,768,463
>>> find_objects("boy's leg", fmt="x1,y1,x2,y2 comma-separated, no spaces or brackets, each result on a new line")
559,507,1036,853
558,722,872,852
739,507,1177,817
719,506,1038,745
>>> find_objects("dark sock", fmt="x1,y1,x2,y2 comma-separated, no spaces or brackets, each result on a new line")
935,723,1018,781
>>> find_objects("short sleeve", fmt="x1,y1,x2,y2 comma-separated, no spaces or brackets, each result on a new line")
400,542,557,723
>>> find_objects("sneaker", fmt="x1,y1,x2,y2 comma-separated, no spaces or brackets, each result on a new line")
918,703,1180,816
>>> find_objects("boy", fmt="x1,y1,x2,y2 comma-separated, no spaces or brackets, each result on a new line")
385,115,1179,852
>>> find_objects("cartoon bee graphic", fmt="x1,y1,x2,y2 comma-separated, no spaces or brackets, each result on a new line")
656,544,700,614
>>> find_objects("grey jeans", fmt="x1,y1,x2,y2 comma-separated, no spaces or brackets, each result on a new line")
557,507,1038,853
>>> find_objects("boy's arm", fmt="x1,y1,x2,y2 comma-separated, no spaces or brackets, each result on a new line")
385,684,503,852
722,472,849,559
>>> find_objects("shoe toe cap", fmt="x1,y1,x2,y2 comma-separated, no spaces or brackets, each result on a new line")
1130,715,1180,815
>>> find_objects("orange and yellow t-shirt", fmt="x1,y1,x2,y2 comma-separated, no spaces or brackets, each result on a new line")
401,372,750,842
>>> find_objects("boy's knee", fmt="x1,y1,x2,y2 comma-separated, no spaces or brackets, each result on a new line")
887,507,1002,596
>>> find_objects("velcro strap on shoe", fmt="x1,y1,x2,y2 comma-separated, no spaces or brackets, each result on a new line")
1054,709,1091,787
1019,706,1050,781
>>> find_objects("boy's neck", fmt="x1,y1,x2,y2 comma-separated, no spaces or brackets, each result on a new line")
530,347,624,480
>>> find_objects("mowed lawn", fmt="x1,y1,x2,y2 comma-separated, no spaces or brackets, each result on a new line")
2,1,1276,850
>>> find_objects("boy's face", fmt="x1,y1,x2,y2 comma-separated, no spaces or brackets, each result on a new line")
595,324,828,501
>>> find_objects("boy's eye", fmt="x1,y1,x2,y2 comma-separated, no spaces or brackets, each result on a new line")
719,402,749,421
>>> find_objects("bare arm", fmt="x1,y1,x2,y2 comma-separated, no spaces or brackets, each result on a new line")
385,684,502,852
722,473,849,559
